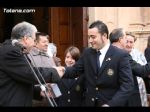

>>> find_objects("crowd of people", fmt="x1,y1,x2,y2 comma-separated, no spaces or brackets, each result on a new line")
0,20,150,107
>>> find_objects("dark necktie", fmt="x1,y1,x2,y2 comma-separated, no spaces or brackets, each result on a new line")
96,51,101,72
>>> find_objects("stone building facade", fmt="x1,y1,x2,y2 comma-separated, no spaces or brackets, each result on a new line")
88,7,150,53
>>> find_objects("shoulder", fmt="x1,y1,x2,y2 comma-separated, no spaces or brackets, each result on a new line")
145,47,150,53
29,47,39,55
1,40,23,57
82,47,96,54
110,45,128,55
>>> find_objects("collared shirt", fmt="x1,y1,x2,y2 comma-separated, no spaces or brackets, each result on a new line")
130,48,147,65
98,41,110,67
28,47,56,68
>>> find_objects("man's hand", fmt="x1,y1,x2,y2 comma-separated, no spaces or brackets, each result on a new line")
40,84,54,98
53,66,65,78
53,57,61,66
40,90,54,98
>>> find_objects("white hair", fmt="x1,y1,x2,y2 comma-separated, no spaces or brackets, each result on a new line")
11,21,37,39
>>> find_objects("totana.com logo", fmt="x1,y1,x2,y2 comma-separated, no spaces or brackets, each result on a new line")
3,8,35,13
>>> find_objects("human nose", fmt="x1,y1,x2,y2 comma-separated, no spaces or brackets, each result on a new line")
89,37,93,43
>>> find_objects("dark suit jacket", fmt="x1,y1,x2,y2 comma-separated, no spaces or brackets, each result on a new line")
128,54,150,105
130,55,150,78
64,45,134,107
145,47,150,63
56,75,85,107
0,40,60,106
143,47,150,93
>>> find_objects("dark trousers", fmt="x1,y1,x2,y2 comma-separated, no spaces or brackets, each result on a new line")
125,93,142,107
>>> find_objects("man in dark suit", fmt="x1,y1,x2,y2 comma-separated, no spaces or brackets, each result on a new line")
109,28,150,106
60,20,134,107
0,21,62,106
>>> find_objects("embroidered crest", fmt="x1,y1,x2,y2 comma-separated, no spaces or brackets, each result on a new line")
75,85,80,91
107,68,114,76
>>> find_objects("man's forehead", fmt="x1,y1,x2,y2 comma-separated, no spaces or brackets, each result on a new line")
88,28,99,35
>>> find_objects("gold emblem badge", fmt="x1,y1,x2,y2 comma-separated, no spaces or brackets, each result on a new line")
107,69,114,76
75,85,80,91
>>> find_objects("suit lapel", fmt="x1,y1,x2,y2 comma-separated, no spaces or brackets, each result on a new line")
62,79,72,89
62,77,78,89
68,79,76,89
98,45,113,75
89,48,98,75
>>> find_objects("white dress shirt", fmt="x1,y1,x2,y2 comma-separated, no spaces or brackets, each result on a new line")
98,41,110,68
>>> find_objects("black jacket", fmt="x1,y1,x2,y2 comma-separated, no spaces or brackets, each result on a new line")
127,54,150,106
56,75,85,107
130,54,150,78
145,47,150,63
0,40,60,106
64,45,134,106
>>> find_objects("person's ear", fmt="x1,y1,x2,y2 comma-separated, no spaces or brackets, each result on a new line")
102,33,107,38
102,33,107,40
118,37,123,43
22,36,28,45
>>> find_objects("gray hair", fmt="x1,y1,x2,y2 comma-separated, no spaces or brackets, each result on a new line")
11,21,37,40
109,28,124,43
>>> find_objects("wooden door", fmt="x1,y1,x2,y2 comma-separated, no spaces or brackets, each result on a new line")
50,7,88,65
50,7,72,65
71,7,88,52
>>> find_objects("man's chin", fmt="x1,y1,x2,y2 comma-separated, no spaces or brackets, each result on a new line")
125,49,131,53
90,46,96,49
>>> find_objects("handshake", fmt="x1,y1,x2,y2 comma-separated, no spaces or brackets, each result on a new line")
53,66,65,78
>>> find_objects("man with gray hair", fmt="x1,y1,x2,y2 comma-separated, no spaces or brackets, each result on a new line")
109,28,150,106
0,21,63,106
